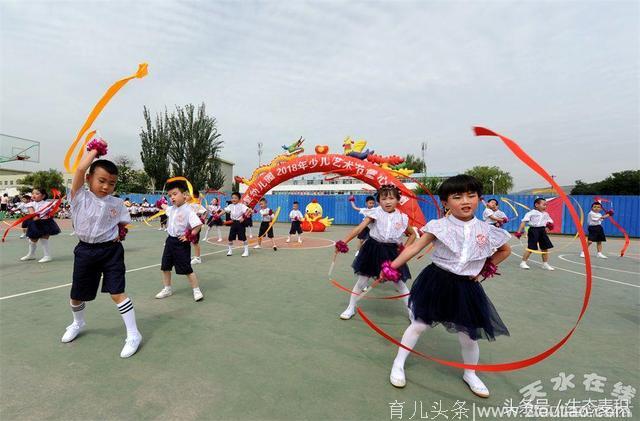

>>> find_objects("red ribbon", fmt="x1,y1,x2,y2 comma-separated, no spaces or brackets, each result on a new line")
357,127,592,372
2,189,62,242
594,197,630,257
331,279,409,300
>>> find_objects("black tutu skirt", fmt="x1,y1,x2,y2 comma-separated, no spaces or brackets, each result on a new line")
409,263,509,341
352,237,411,282
206,215,223,227
588,225,606,242
26,218,61,239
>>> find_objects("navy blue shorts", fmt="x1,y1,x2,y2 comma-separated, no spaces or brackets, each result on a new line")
161,236,193,275
229,221,247,241
588,225,606,242
527,226,554,250
289,220,302,235
259,221,274,238
71,241,125,301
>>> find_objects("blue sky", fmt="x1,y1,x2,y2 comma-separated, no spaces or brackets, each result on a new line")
1,0,638,191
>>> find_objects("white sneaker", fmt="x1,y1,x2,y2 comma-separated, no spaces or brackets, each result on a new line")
226,249,233,256
19,234,26,239
339,307,356,320
254,244,262,249
286,238,291,243
69,231,76,236
542,263,555,271
61,322,85,343
191,256,201,265
463,373,490,398
241,249,249,257
355,250,360,257
580,251,585,258
519,261,530,270
597,252,608,259
155,287,173,299
193,289,204,302
120,334,142,358
249,234,254,239
298,239,303,243
390,364,406,388
217,238,223,242
157,228,163,231
20,254,36,261
38,256,53,263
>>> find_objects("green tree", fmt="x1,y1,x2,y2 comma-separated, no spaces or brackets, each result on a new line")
17,169,66,195
465,166,513,195
412,177,443,195
140,106,171,190
167,103,223,191
571,170,640,195
403,154,426,173
113,155,151,194
208,158,226,191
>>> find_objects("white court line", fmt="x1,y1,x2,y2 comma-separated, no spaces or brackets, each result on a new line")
0,247,235,301
558,254,640,275
510,248,640,289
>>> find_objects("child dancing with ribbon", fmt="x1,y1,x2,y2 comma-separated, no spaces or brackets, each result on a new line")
348,194,377,257
61,137,142,358
581,201,613,259
514,198,555,270
286,201,304,244
255,198,277,251
215,192,251,257
482,198,508,227
336,185,416,320
203,197,223,242
20,188,61,263
155,180,204,302
384,175,511,398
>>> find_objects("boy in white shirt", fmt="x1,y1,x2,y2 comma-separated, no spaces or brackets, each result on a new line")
287,201,304,243
514,198,555,271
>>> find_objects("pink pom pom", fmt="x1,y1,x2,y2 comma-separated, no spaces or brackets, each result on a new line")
381,261,401,283
502,217,509,224
546,222,554,230
269,209,273,215
479,258,500,281
606,209,614,216
335,240,349,253
86,138,108,157
184,228,197,243
514,232,522,239
348,195,355,202
118,223,128,241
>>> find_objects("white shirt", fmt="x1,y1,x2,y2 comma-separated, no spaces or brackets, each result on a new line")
521,209,553,227
366,207,408,244
224,203,250,221
359,206,377,221
71,188,131,243
421,215,511,276
190,202,207,217
26,200,54,219
482,208,507,224
588,211,604,226
289,209,303,221
165,203,202,237
259,208,274,222
207,204,221,216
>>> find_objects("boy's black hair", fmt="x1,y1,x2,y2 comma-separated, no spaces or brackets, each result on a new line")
166,180,189,193
533,197,546,206
487,198,498,205
33,187,48,200
293,201,299,205
365,195,376,202
376,184,401,202
192,190,200,199
438,175,483,201
226,200,232,204
89,159,118,176
231,191,241,199
259,198,267,203
591,202,602,208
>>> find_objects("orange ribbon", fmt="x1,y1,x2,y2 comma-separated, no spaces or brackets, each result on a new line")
2,189,62,242
64,63,148,172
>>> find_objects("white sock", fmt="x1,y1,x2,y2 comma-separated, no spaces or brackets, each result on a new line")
204,226,211,238
193,287,201,293
27,241,37,256
393,281,411,309
70,301,86,325
297,234,301,241
346,275,370,310
117,298,140,337
40,238,51,257
248,227,253,236
228,243,233,252
216,227,222,239
458,332,480,377
393,321,431,368
243,242,248,253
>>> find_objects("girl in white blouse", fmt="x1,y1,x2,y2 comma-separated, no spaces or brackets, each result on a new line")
337,185,417,320
385,175,511,398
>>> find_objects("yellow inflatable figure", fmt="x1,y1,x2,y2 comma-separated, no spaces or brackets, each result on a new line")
301,199,334,232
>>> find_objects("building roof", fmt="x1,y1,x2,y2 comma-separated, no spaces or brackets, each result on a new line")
0,168,32,175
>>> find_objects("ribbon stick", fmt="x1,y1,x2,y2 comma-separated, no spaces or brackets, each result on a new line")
358,127,593,372
500,198,519,218
65,63,148,172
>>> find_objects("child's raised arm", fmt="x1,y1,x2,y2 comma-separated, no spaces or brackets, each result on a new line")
71,139,107,196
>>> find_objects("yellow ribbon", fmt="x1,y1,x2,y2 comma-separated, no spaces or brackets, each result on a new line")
65,63,148,172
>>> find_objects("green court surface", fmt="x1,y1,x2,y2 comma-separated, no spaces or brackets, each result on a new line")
1,221,638,420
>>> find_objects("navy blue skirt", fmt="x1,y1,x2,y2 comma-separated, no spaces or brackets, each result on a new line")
26,218,61,239
352,237,411,282
409,263,509,341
